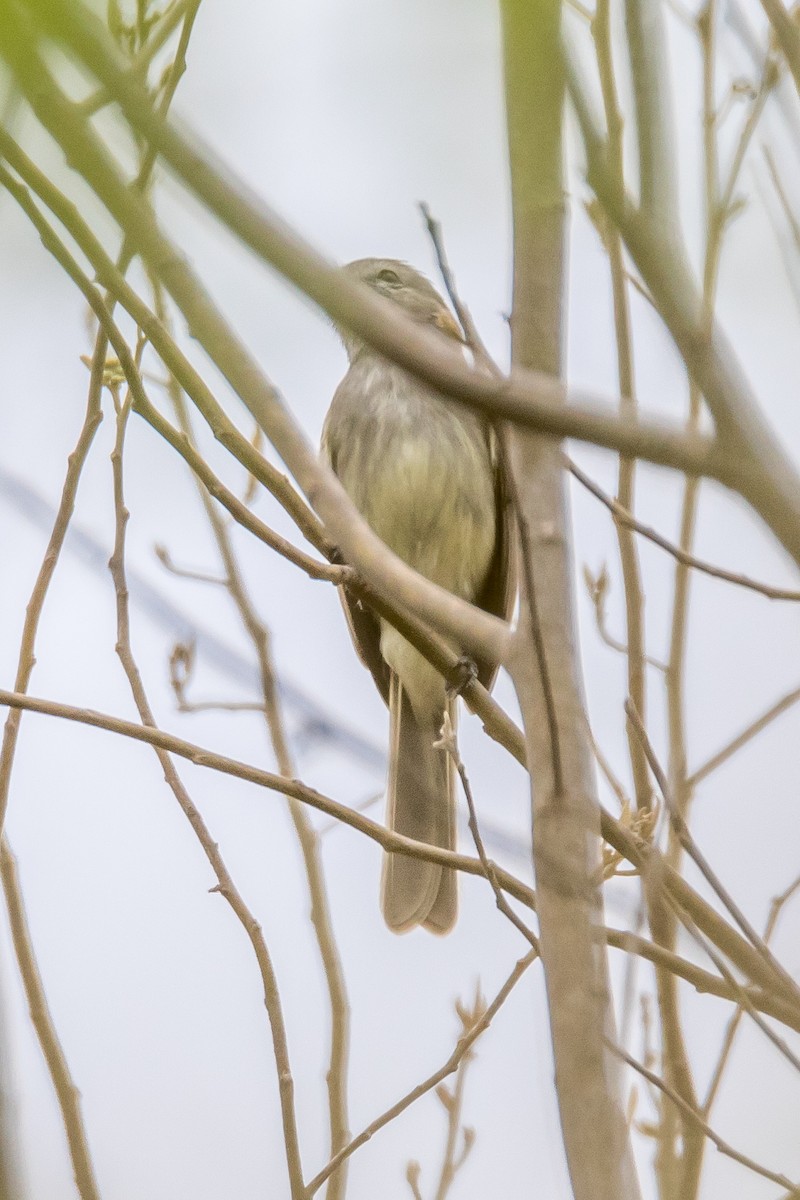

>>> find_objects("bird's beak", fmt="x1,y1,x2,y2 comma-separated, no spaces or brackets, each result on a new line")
432,308,466,343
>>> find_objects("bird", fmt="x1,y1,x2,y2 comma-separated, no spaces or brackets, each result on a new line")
322,258,513,934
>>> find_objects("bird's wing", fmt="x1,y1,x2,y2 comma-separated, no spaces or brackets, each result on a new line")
338,585,392,707
322,406,392,709
474,429,516,690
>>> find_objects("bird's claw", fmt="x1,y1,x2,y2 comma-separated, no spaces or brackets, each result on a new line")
446,655,478,698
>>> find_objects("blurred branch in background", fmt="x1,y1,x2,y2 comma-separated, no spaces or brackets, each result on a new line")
0,953,22,1200
1,842,99,1200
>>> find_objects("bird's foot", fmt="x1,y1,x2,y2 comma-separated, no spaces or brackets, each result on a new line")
446,655,478,698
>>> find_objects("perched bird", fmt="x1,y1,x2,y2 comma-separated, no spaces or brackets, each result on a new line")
322,258,513,934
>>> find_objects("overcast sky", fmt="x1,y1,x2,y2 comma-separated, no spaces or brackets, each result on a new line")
1,1,800,1198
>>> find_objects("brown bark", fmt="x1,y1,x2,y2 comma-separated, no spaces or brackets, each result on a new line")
500,3,642,1197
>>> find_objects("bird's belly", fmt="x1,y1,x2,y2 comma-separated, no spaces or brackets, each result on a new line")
341,420,496,601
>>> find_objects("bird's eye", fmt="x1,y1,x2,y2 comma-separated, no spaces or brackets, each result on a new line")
375,267,401,287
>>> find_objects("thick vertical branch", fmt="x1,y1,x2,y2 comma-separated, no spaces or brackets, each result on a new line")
500,4,641,1199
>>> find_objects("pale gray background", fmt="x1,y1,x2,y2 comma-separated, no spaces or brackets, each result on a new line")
1,1,799,1197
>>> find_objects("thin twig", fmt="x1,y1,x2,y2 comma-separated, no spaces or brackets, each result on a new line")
437,712,539,951
154,545,228,585
0,311,103,1199
431,987,481,1200
304,948,538,1197
592,0,651,816
582,563,666,671
419,202,497,371
3,679,797,1030
75,0,193,115
627,698,800,1013
109,398,305,1199
0,839,102,1200
570,457,800,601
178,699,266,714
688,683,800,788
608,1038,800,1193
150,273,351,1200
498,427,565,800
703,866,800,1117
764,145,800,251
0,384,102,837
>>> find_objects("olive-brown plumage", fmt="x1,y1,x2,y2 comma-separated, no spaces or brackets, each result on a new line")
322,259,513,933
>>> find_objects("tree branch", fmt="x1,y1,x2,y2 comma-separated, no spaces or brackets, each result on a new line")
501,2,641,1197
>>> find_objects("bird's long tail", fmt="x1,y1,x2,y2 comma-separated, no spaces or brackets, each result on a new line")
381,674,457,934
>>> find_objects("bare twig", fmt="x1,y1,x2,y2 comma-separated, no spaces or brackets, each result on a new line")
0,840,101,1200
627,698,800,1013
688,682,800,787
500,428,565,800
764,145,800,251
154,544,228,585
592,0,650,815
419,202,497,371
570,458,800,601
406,1162,423,1200
0,384,102,837
0,298,103,1198
702,868,800,1117
305,949,538,1197
2,0,726,484
1,677,795,1023
437,713,539,950
108,398,305,1199
582,563,666,671
608,1038,800,1193
151,273,351,1200
431,988,482,1200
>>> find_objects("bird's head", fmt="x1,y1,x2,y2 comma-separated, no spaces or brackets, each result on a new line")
339,257,463,360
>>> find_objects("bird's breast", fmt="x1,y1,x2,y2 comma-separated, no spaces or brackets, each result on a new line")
333,366,496,600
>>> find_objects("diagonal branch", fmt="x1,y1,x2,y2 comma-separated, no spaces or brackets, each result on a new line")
0,0,726,481
570,458,800,602
609,1038,800,1194
564,36,800,572
0,11,508,664
304,948,539,1198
